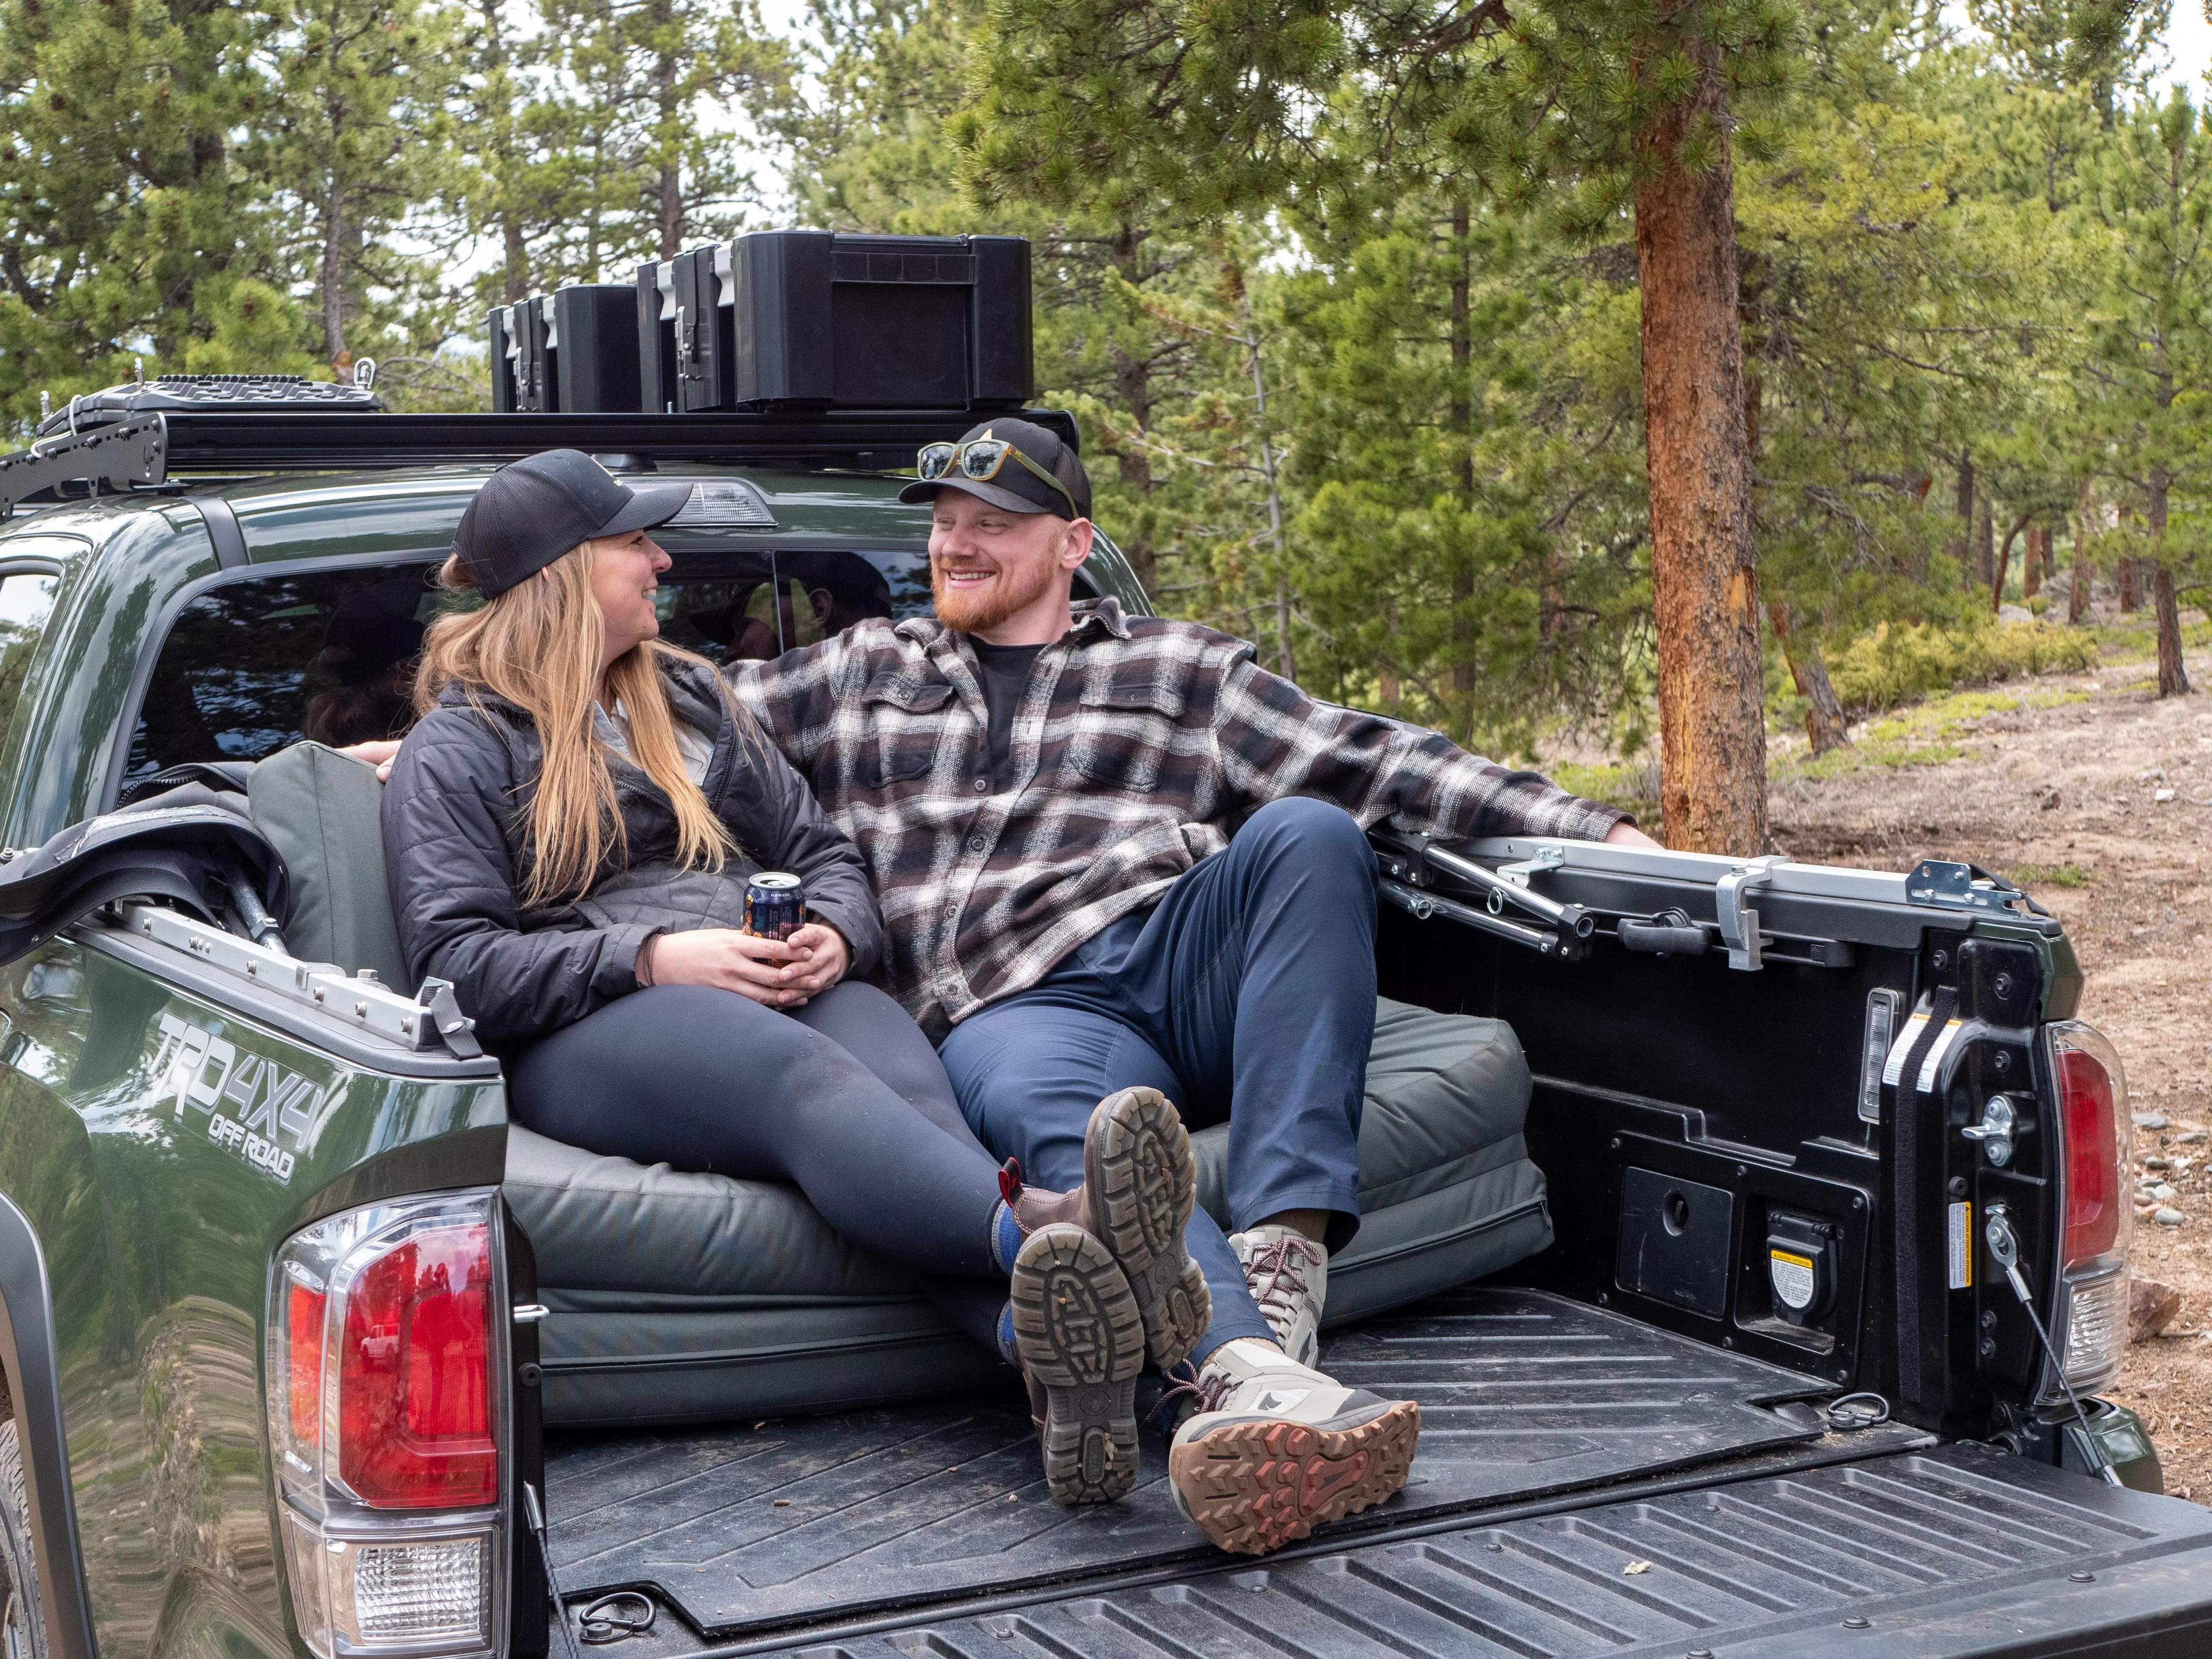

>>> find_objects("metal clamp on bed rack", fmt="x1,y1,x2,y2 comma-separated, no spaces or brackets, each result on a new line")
0,411,168,519
1376,830,1596,960
104,899,463,1053
1715,854,1787,971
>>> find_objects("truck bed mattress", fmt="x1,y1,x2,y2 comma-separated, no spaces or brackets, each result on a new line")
542,1287,1837,1640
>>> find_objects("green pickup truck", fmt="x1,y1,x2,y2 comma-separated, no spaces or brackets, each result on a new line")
1,386,2210,1659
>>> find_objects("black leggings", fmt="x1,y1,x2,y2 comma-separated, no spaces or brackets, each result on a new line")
510,982,1010,1346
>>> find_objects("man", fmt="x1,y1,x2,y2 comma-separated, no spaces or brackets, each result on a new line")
729,419,1657,1556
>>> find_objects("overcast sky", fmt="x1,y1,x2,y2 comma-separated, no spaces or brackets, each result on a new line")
2164,3,2212,96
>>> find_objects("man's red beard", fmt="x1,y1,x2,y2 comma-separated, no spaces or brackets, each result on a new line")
931,549,1059,633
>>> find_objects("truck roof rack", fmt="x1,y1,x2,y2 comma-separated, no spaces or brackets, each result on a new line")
0,406,1079,518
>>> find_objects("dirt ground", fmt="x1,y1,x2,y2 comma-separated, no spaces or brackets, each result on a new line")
1765,637,2212,1503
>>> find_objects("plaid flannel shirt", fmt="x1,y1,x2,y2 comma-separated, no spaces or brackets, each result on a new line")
731,598,1627,1039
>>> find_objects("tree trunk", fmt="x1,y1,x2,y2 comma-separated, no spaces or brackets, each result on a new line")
1974,499,1994,593
653,1,683,258
2070,479,2095,623
2154,565,2189,697
478,0,530,304
1991,518,2023,612
322,181,348,364
2022,527,2044,602
1767,601,1848,755
1948,450,1973,581
1634,54,1767,855
2119,555,2140,612
1110,225,1157,594
1234,269,1291,683
2148,463,2188,697
1448,196,1477,717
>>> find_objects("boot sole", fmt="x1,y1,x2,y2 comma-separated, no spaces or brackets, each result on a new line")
1010,1225,1143,1505
1168,1399,1420,1556
1085,1087,1210,1371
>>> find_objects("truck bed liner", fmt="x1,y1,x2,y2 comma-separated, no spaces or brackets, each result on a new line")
709,1445,2212,1658
542,1287,1838,1639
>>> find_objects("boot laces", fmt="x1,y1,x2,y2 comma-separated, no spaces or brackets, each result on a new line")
1243,1235,1323,1322
1150,1359,1235,1430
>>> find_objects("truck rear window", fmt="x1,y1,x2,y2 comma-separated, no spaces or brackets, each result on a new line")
122,549,929,785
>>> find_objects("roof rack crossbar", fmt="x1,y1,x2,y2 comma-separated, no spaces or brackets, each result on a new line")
148,408,1075,476
0,412,168,519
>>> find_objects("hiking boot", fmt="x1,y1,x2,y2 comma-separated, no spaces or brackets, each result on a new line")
1009,1223,1144,1505
1003,1086,1210,1372
1229,1226,1327,1370
1166,1337,1419,1555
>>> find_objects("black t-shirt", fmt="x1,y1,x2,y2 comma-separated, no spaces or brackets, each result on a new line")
971,640,1045,790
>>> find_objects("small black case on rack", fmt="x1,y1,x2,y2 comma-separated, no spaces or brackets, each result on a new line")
489,286,642,414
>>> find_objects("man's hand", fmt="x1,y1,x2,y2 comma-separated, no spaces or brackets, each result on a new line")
642,925,848,1008
1604,820,1661,849
337,738,402,782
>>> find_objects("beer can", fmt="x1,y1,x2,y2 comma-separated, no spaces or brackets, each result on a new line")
743,872,806,941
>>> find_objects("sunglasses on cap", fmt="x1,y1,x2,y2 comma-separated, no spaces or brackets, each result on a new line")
916,438,1080,515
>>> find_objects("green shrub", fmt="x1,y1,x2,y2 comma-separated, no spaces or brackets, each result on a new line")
1823,620,2098,716
2012,862,2092,889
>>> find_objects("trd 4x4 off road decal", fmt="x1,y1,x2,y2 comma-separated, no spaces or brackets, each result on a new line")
147,1010,340,1183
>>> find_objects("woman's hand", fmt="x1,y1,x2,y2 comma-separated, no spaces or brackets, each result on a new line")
337,738,403,782
641,925,848,1008
780,923,851,998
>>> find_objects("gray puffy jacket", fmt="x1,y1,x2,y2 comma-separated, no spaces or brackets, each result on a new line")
382,655,885,1048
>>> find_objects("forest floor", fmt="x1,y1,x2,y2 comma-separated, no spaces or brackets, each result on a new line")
1739,626,2212,1503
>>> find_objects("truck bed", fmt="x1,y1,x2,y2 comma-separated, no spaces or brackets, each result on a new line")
541,1287,1902,1642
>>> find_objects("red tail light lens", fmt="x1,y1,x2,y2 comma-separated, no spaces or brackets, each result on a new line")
337,1222,497,1508
267,1192,507,1659
287,1276,328,1445
2058,1045,2120,1265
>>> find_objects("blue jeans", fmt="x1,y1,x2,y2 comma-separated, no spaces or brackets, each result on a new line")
938,796,1379,1359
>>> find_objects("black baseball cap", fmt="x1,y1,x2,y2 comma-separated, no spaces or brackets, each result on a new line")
899,419,1092,521
453,450,695,598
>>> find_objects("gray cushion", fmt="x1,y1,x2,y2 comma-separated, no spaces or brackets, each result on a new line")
248,742,410,990
510,997,1550,1428
505,1127,998,1426
1192,997,1551,1327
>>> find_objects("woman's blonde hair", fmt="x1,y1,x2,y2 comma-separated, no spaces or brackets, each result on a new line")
415,542,735,907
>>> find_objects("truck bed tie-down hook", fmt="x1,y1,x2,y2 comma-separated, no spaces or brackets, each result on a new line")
1715,855,1789,971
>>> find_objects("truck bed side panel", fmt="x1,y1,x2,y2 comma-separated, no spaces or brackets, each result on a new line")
0,935,504,1659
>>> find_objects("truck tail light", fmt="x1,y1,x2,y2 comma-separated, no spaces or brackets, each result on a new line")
2044,1024,2131,1397
267,1191,507,1659
337,1222,498,1507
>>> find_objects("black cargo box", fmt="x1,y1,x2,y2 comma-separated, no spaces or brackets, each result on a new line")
637,231,1033,413
489,285,643,414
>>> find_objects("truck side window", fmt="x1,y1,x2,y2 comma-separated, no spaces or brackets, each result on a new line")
126,565,441,783
0,571,60,755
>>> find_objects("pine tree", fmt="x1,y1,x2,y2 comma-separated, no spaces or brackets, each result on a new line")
253,0,468,370
535,0,792,270
0,0,307,427
959,0,1797,851
2080,87,2212,697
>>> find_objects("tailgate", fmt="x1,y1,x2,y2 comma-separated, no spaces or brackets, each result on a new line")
742,1446,2212,1659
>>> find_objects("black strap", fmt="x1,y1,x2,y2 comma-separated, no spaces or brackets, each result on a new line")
1890,984,1958,1408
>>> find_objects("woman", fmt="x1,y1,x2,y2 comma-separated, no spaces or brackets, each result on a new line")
380,450,1199,1506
